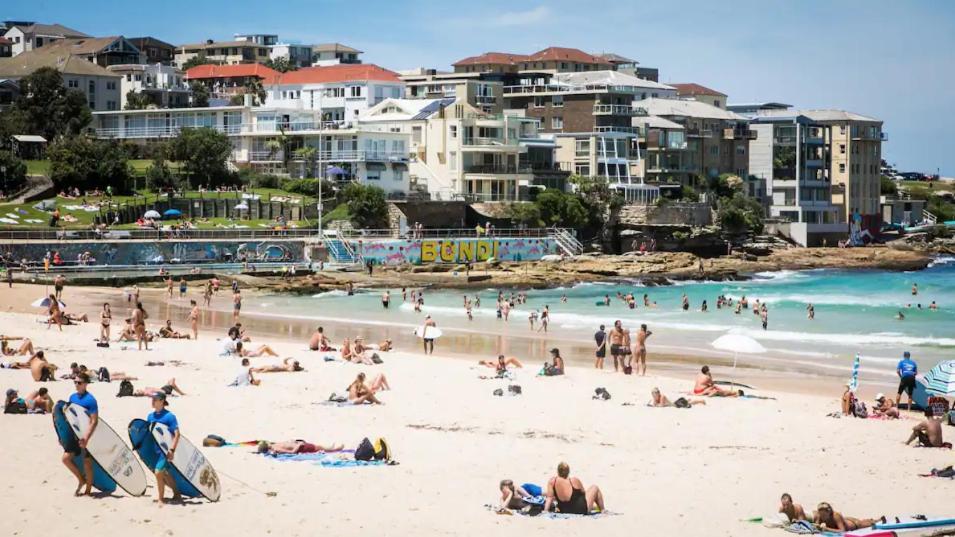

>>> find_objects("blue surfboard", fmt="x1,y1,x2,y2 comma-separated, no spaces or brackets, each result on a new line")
52,401,117,494
128,419,201,498
874,516,955,530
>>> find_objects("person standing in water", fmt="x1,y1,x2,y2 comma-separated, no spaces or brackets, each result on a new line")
146,392,182,507
61,372,97,496
382,291,390,309
178,277,187,299
421,315,436,355
807,303,815,320
911,283,918,296
537,305,550,333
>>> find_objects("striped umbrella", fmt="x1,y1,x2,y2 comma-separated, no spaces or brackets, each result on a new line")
849,354,861,392
923,360,955,395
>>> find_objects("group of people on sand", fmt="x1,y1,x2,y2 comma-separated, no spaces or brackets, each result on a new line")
307,326,393,361
497,462,605,516
594,321,651,375
779,493,884,532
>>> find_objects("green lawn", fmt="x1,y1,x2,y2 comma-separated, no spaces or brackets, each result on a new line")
25,160,50,175
320,203,350,225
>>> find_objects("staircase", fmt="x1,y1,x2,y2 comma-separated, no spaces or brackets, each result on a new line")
923,210,938,226
552,228,584,256
325,239,360,264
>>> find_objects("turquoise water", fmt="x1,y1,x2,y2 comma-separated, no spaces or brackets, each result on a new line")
249,256,955,378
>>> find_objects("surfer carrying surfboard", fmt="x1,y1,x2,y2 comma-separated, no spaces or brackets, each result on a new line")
146,392,182,507
61,372,97,496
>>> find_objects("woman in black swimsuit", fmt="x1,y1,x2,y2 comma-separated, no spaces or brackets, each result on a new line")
544,462,605,515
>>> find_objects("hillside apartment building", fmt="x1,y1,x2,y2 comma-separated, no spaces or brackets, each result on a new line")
108,63,190,109
0,41,121,110
2,22,88,56
175,39,271,68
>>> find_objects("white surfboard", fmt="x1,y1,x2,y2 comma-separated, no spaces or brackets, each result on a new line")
414,326,443,339
151,422,221,502
63,403,148,496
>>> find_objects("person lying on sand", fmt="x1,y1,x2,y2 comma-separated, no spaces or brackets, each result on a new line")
906,408,944,447
779,493,807,522
159,320,191,339
479,355,524,372
872,393,899,419
308,327,333,351
256,440,344,455
64,363,138,382
235,341,278,358
253,358,304,373
544,462,605,515
692,366,740,397
347,372,390,405
1,337,35,356
648,387,705,408
812,502,879,532
117,320,155,343
130,379,185,398
499,480,537,511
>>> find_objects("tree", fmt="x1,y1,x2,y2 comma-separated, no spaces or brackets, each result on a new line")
340,183,388,229
244,78,267,106
880,175,898,197
293,145,317,178
264,57,297,73
145,155,178,191
125,90,154,110
190,82,210,108
181,56,212,71
13,67,91,141
0,150,28,195
534,189,588,228
717,192,764,235
48,137,131,191
167,127,233,188
505,202,542,227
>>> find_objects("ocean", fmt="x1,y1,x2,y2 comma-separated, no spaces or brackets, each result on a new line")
246,256,955,380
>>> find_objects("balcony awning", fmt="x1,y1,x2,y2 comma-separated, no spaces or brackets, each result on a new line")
392,162,408,170
366,162,386,171
12,134,47,143
519,139,556,148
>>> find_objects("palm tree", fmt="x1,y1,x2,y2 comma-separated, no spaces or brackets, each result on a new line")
265,140,282,163
244,79,267,106
294,146,317,178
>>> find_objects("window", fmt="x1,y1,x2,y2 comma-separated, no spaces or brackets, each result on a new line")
88,80,96,93
840,144,846,154
533,96,545,108
840,125,846,134
366,169,381,181
411,126,422,144
574,164,590,176
552,95,563,108
708,145,719,156
575,139,590,157
714,100,721,108
449,151,457,171
350,86,362,98
551,116,563,129
68,79,79,88
106,81,116,90
450,125,457,139
839,163,846,173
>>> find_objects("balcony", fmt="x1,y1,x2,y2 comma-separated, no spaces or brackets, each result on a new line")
463,164,532,175
93,121,354,139
723,127,757,140
593,126,639,134
247,150,408,163
685,127,714,138
462,137,518,147
593,104,638,116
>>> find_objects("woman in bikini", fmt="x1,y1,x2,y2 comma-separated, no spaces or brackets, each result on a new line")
253,358,304,373
1,337,35,357
47,295,63,331
340,338,354,361
347,372,390,405
100,303,111,343
813,502,878,532
692,366,740,397
543,462,605,515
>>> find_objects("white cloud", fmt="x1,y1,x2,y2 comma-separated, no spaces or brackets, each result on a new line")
486,5,551,27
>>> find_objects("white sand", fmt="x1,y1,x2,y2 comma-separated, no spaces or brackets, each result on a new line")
0,309,951,536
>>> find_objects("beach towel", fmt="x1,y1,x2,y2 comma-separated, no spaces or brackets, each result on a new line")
261,451,389,467
483,504,615,519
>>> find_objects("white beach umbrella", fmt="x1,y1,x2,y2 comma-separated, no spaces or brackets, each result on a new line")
924,360,955,396
711,333,766,368
234,202,249,211
143,210,161,219
31,296,66,309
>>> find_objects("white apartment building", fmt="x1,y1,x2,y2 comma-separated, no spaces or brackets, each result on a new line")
3,22,88,56
269,43,314,68
108,63,190,109
91,105,410,196
0,48,121,111
264,64,403,122
312,43,362,66
360,98,542,201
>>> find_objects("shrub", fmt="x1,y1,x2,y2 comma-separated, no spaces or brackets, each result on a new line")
0,150,28,196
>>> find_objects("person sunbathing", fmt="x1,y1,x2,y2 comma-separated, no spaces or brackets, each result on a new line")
350,338,376,365
14,351,57,381
648,387,705,408
1,337,35,356
872,393,899,419
24,387,54,413
692,366,740,397
64,363,138,382
779,493,807,522
256,440,344,455
253,358,304,373
499,480,537,511
906,408,945,447
812,502,878,532
347,372,390,405
159,320,190,339
377,339,393,352
308,327,333,351
128,379,185,398
479,355,524,372
340,338,354,361
543,462,605,515
542,348,565,376
235,341,278,358
117,320,155,343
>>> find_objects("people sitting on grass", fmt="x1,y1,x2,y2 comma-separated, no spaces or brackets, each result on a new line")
479,355,524,373
812,502,879,532
347,372,390,405
648,387,705,408
692,366,740,397
159,320,191,339
252,358,304,373
543,462,605,515
906,408,945,448
779,493,807,522
256,439,345,455
235,341,279,358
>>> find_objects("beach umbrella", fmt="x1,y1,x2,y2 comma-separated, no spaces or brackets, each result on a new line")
144,210,161,219
31,296,66,309
234,202,249,211
711,333,766,368
325,165,346,176
924,360,955,395
163,209,182,218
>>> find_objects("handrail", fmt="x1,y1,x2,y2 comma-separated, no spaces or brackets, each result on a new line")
0,228,321,241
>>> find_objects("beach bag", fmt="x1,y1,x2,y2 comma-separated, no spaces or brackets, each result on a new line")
328,392,348,403
852,400,868,419
623,365,633,375
117,380,134,397
97,367,111,383
674,397,691,409
508,384,522,396
593,387,611,400
355,437,375,461
371,353,383,365
202,434,227,447
493,388,504,397
96,341,109,348
373,438,390,460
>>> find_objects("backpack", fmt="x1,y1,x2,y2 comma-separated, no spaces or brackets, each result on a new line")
593,387,611,401
355,437,375,461
373,438,390,461
97,367,111,383
117,379,134,397
492,388,504,397
371,353,383,365
4,400,27,414
507,384,522,396
623,365,633,375
852,400,868,419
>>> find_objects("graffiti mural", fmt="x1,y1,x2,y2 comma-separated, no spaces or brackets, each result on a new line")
0,241,304,266
352,237,559,265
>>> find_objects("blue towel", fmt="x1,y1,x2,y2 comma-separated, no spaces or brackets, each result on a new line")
262,451,386,467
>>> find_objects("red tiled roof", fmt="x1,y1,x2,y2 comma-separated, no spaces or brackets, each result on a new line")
185,63,279,80
525,47,607,64
0,37,11,45
452,52,529,67
671,83,727,97
264,64,400,85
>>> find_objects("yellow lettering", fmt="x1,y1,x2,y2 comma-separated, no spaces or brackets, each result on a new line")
421,240,437,262
459,241,475,262
476,240,492,261
440,241,456,262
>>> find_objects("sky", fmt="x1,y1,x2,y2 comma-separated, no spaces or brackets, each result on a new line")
6,0,955,175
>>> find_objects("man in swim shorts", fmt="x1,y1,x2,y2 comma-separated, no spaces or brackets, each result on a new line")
608,321,624,373
896,351,917,409
146,392,182,507
62,373,97,496
256,440,344,455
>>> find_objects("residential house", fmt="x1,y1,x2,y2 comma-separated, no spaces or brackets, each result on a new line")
727,102,791,115
400,69,503,113
2,22,88,56
311,43,362,66
185,63,279,101
90,104,410,195
504,70,675,202
455,47,615,75
596,52,659,82
234,34,279,47
175,40,270,68
108,63,190,109
748,113,845,246
128,37,176,65
0,44,121,110
263,64,404,122
0,37,11,58
634,98,753,188
270,43,314,68
671,83,727,109
360,98,556,201
39,36,143,67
